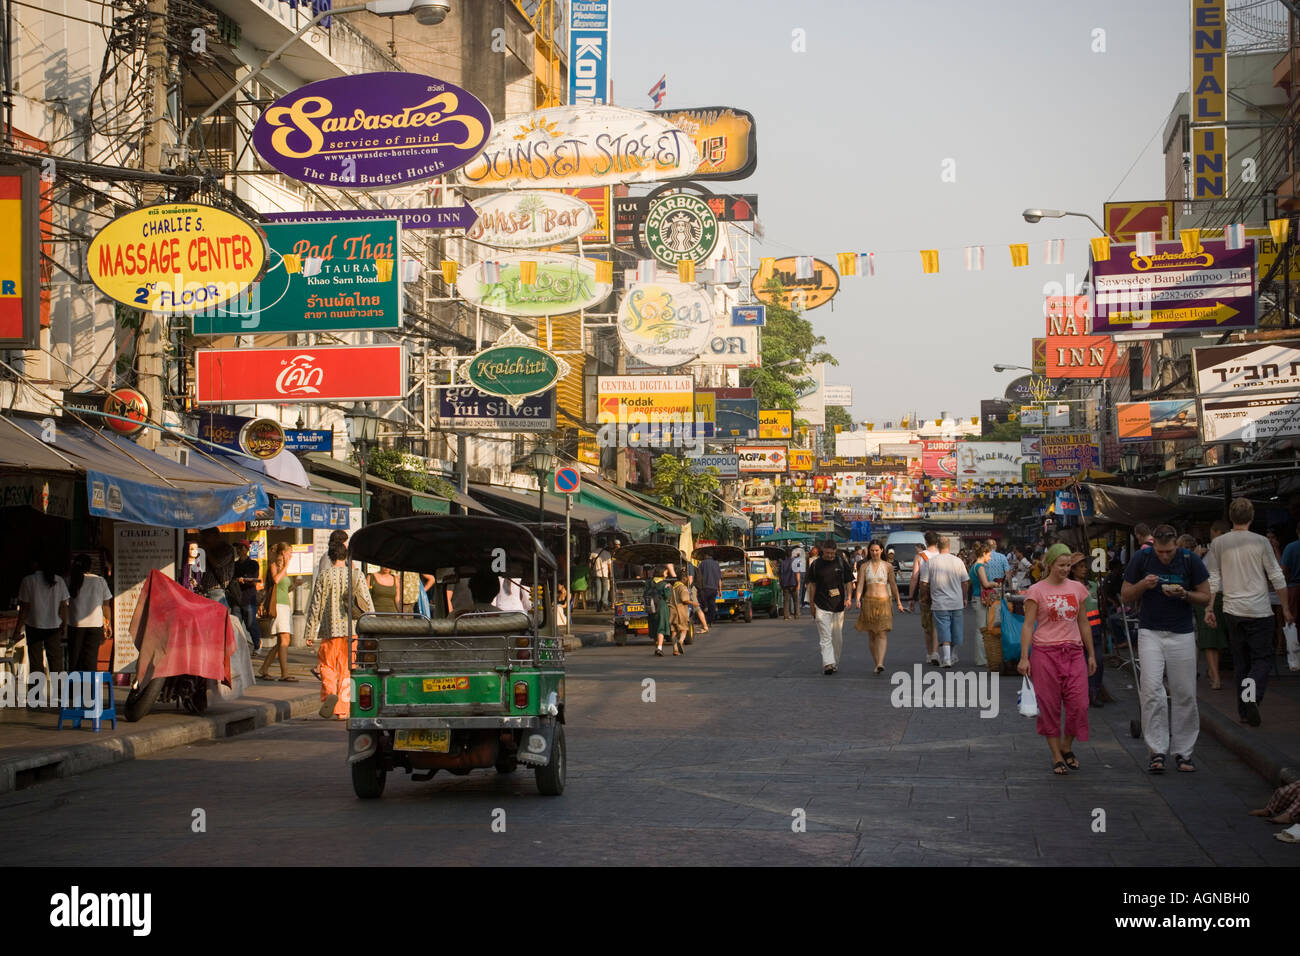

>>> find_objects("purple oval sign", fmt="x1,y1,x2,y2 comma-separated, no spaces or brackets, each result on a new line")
252,72,492,190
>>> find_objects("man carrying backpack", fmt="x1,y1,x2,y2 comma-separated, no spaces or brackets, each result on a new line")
807,540,855,674
646,565,675,657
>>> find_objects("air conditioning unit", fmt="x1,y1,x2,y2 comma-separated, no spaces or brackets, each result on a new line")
157,446,190,468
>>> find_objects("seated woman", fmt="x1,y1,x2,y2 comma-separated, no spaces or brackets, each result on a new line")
1250,780,1300,825
454,568,503,618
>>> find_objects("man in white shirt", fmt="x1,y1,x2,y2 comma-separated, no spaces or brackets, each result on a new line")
1204,498,1293,727
908,532,941,664
493,576,533,614
918,536,970,668
15,562,70,676
593,545,613,612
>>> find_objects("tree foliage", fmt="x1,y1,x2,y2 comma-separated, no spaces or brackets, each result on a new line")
740,278,836,411
822,405,853,456
355,445,431,492
971,420,1028,442
652,454,722,542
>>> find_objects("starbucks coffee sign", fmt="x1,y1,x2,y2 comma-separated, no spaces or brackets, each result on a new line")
459,326,571,409
643,193,719,267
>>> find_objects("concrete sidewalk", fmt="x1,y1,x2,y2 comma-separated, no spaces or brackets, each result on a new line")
0,623,611,794
1104,647,1299,787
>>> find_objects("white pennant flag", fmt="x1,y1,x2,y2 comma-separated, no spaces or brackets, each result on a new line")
1225,224,1246,250
857,252,875,276
795,256,814,280
481,260,502,284
636,259,657,283
715,257,735,283
302,257,324,277
402,259,422,282
964,245,985,271
1135,232,1156,256
1044,239,1064,265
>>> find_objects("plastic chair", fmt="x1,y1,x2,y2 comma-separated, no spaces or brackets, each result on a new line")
56,671,117,732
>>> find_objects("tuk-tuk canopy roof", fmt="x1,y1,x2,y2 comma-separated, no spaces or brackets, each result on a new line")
694,545,746,562
747,546,788,560
349,516,557,576
615,543,685,569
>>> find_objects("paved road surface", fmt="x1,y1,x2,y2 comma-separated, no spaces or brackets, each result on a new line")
2,609,1290,866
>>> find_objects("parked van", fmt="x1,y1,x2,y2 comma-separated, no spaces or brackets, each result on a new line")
884,531,928,590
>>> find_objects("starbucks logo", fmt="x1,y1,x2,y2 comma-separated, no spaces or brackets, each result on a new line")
643,194,719,267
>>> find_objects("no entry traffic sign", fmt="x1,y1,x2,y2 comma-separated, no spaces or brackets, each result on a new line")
554,467,581,495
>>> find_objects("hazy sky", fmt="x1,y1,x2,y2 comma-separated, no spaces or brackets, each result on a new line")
610,0,1191,421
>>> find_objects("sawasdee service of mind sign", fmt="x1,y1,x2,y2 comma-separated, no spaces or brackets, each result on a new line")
87,203,267,313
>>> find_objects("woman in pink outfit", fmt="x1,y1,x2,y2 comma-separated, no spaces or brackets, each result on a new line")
1020,543,1097,775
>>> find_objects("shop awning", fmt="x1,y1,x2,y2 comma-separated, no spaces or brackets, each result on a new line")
468,483,622,530
214,452,352,529
4,416,267,528
306,472,371,509
302,453,452,512
1078,483,1224,526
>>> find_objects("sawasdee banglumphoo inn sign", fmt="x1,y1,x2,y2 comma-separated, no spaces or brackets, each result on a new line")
458,327,570,410
86,202,267,313
192,219,401,335
252,72,493,188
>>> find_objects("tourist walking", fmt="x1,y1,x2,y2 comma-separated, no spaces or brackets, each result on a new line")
65,554,112,673
1020,544,1096,775
232,540,262,650
647,565,674,657
257,542,296,682
907,531,940,664
697,550,722,625
853,541,904,673
1068,553,1105,708
593,543,613,612
779,550,801,620
807,540,854,674
917,536,968,668
1204,498,1294,727
302,540,373,719
1121,526,1210,773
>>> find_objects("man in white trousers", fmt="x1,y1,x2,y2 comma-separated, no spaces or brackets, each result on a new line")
1121,524,1211,774
806,539,854,674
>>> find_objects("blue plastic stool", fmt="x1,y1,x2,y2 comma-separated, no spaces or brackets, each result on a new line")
56,671,117,732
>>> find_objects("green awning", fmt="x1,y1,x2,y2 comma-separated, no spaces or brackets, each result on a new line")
412,494,450,514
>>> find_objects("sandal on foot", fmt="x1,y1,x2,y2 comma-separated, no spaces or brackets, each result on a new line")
1052,761,1069,775
654,647,664,656
278,676,299,682
1062,751,1080,770
319,694,339,718
1175,754,1195,772
1148,753,1166,774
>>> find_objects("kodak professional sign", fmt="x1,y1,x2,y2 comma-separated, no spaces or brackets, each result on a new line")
87,202,266,313
195,345,404,404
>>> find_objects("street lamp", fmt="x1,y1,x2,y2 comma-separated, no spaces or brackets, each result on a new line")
529,442,557,524
178,0,449,165
1021,208,1109,236
1121,447,1141,478
346,402,381,527
993,364,1032,373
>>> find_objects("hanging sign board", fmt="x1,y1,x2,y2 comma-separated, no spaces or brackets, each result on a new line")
0,166,40,348
252,72,493,188
87,201,267,314
1117,400,1198,442
1200,392,1300,443
616,280,715,367
458,253,611,317
642,193,719,266
456,105,699,189
737,445,787,473
651,107,758,181
466,191,597,249
194,345,405,404
751,256,838,310
457,326,570,409
1091,239,1255,333
1193,339,1300,397
439,386,555,431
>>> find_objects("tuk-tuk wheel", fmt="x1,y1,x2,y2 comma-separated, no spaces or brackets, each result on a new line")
744,602,753,623
768,605,779,618
613,625,627,646
351,754,387,799
535,724,566,796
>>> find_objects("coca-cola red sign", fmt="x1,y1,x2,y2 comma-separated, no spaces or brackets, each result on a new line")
194,345,404,404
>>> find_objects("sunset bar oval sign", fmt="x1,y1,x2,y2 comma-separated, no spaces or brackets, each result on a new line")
467,191,597,249
456,105,700,189
252,72,492,189
460,327,570,409
87,203,266,313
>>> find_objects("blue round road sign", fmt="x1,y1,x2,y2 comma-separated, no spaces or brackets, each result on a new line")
554,467,580,494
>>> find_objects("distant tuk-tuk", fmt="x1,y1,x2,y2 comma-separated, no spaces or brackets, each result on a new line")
611,542,694,646
345,516,566,799
747,546,787,619
694,545,752,622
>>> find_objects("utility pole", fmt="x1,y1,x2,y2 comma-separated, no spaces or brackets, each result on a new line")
136,0,173,448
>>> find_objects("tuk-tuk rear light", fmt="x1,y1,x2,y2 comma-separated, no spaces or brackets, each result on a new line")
358,682,374,710
515,637,531,649
360,639,378,651
513,680,529,709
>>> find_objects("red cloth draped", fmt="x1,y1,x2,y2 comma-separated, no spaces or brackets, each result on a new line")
130,569,235,683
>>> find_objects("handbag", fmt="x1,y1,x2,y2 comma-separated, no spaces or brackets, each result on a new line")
1018,677,1039,717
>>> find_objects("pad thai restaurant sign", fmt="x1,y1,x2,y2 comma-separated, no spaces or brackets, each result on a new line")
193,219,400,335
194,345,405,404
252,72,493,188
456,105,699,189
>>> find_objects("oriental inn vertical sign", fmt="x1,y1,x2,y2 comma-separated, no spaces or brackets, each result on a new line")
1190,0,1227,199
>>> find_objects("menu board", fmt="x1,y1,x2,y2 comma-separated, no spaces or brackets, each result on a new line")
112,524,177,671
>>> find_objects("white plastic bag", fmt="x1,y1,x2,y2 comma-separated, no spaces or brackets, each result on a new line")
1018,677,1039,717
1285,622,1300,672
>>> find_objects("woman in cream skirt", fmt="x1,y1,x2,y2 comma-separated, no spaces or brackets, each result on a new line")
853,541,905,673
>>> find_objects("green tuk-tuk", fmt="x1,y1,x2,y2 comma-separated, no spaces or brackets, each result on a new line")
694,544,752,622
345,516,566,798
611,543,694,646
747,546,787,618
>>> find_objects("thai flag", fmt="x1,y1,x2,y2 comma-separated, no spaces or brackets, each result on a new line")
795,256,814,280
1135,232,1156,256
858,252,874,276
648,75,667,107
964,245,984,271
481,260,502,284
1225,223,1246,250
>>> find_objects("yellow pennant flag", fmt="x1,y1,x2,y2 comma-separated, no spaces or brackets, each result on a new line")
677,259,695,283
1269,218,1290,245
1180,228,1201,254
834,424,843,433
901,417,910,427
591,259,613,284
519,260,538,286
1089,236,1111,261
281,254,303,275
837,252,856,276
969,416,978,425
759,257,775,275
920,250,939,274
440,260,458,284
934,418,942,426
866,422,874,430
1009,243,1029,267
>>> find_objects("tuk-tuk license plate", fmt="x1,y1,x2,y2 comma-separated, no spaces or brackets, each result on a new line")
394,729,451,753
626,604,644,613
